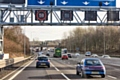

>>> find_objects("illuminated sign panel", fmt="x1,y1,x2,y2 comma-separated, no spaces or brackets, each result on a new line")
61,10,73,21
107,11,119,21
35,10,48,21
85,11,97,21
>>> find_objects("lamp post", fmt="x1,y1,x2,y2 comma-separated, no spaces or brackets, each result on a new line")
23,27,26,57
103,26,106,55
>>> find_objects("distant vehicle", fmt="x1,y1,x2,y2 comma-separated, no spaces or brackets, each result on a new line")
61,54,68,60
46,52,50,56
75,53,80,57
53,48,61,57
102,55,111,58
67,53,72,58
38,51,43,56
76,58,106,78
36,55,50,68
85,51,91,56
91,54,98,58
36,49,39,52
62,48,67,54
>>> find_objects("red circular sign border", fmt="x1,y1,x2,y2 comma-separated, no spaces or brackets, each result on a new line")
36,10,47,21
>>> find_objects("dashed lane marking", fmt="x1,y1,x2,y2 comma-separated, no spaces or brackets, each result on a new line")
50,62,71,80
50,62,60,71
108,75,117,79
61,73,71,80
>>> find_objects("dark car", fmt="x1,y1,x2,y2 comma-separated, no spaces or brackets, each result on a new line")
46,52,50,56
76,58,106,78
61,54,68,60
67,53,72,58
36,55,50,68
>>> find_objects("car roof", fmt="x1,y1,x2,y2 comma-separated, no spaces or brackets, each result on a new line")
38,55,48,57
67,53,71,54
62,54,67,55
103,55,109,56
83,58,100,61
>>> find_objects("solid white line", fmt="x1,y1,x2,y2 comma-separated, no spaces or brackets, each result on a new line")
108,75,117,79
61,73,70,80
1,61,30,80
50,62,59,71
8,60,34,80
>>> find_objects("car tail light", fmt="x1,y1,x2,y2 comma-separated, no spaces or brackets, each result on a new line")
36,60,39,62
48,60,50,62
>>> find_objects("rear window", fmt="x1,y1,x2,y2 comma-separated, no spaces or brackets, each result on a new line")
38,57,48,60
85,60,101,66
67,54,71,56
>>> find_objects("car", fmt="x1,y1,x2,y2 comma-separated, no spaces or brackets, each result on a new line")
46,53,50,56
76,58,106,78
102,55,111,58
91,54,98,57
61,54,68,60
85,51,91,56
75,53,80,57
46,52,50,56
36,55,50,68
38,51,43,56
67,53,72,58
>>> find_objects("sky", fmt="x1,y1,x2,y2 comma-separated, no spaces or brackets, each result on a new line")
23,0,120,41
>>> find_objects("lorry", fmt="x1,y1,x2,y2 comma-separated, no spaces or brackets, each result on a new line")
53,48,61,57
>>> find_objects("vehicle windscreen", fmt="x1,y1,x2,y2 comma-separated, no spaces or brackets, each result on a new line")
38,57,48,61
85,60,101,66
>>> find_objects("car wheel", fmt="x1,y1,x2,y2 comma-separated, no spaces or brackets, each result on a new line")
101,75,105,78
48,65,50,68
36,65,39,68
76,71,79,75
81,70,86,78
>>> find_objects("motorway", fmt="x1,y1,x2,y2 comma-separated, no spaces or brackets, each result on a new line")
1,52,120,80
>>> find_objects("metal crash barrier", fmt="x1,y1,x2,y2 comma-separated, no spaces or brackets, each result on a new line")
0,56,31,69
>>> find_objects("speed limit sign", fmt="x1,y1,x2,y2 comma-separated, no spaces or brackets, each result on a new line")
35,10,48,21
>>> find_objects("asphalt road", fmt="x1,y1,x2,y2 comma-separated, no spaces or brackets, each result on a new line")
1,52,120,80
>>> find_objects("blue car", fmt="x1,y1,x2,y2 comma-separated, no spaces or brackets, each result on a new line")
36,55,50,68
76,58,106,78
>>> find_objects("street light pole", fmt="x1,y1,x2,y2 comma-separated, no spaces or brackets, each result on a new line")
103,26,106,55
24,27,26,57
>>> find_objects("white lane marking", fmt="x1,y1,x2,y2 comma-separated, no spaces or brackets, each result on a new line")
8,60,34,80
51,62,70,80
1,61,30,80
50,62,59,71
108,75,117,79
61,73,70,80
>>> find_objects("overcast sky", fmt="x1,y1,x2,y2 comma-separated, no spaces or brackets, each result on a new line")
22,0,120,41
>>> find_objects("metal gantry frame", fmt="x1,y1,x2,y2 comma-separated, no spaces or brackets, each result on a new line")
0,5,120,53
0,6,120,26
